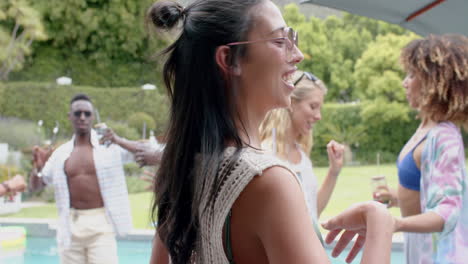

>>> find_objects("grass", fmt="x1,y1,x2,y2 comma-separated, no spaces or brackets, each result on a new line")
4,192,155,229
5,163,402,230
314,163,401,221
5,203,58,218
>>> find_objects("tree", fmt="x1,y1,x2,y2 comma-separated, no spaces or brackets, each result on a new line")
352,34,420,156
322,17,373,101
353,33,418,101
342,14,409,38
34,0,158,62
283,4,334,98
0,0,47,80
9,0,169,87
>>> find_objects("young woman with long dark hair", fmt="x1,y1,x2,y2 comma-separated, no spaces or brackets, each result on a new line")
147,1,396,263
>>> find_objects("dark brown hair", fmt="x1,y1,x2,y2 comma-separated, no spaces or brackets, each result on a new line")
147,0,264,262
400,34,468,126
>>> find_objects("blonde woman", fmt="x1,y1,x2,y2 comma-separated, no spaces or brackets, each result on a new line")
260,71,345,224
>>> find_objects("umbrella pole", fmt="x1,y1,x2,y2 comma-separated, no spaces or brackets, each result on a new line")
405,0,446,22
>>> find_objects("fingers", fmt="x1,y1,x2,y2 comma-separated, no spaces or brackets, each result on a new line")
373,187,392,205
135,154,147,167
327,141,345,172
143,170,154,177
139,175,153,182
324,229,365,263
324,228,342,244
327,140,345,154
346,235,365,263
321,213,347,232
331,230,357,257
137,161,146,168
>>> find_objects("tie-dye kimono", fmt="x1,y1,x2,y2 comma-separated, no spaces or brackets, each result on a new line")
407,122,468,263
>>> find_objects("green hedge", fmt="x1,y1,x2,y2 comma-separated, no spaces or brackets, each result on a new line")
311,103,419,166
3,82,462,166
9,46,161,88
0,82,169,138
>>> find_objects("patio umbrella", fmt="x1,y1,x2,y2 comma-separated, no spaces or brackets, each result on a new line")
300,0,468,36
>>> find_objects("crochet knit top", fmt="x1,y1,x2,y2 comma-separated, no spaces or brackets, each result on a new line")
194,146,304,263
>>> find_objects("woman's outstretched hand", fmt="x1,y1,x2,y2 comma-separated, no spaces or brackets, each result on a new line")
322,201,395,264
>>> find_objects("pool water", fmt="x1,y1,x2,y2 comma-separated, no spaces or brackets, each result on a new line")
1,236,404,264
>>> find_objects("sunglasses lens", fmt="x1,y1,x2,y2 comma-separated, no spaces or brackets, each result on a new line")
304,72,318,82
74,111,91,117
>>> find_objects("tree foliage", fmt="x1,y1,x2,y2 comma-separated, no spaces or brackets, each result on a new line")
10,0,167,86
35,0,155,61
4,2,431,163
0,0,47,80
282,4,415,102
354,33,418,101
0,82,169,137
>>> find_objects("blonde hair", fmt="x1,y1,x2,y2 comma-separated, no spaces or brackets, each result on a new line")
260,71,327,159
400,34,468,127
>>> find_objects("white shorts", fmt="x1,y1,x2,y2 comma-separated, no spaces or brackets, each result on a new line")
59,207,118,264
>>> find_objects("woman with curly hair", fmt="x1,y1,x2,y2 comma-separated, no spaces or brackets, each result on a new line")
376,34,468,263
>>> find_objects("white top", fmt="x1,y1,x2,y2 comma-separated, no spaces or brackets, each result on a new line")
261,141,318,223
42,129,134,248
287,149,318,223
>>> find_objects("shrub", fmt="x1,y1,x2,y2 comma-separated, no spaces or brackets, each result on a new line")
0,165,23,183
127,112,156,139
106,120,140,141
124,163,153,194
0,81,169,137
126,175,150,194
311,102,419,166
9,47,162,88
0,117,45,150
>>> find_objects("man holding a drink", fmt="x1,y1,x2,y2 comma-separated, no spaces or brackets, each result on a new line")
30,93,146,264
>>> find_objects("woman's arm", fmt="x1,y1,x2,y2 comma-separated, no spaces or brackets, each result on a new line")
317,140,344,216
317,169,339,216
149,231,170,264
242,166,330,264
394,212,444,233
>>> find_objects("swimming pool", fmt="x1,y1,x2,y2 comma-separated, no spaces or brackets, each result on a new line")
2,236,404,264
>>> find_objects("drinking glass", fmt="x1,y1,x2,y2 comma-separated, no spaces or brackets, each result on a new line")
371,175,390,205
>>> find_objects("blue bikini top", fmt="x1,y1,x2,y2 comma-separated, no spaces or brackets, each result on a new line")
397,136,427,191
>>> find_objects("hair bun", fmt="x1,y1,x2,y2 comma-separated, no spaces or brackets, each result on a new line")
147,0,185,29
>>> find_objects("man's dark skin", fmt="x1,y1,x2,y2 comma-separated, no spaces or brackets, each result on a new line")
31,99,141,209
66,100,103,209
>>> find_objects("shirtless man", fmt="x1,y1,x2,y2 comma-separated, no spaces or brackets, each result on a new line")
31,93,141,264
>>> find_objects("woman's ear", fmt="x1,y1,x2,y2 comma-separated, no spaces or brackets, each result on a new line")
215,45,242,76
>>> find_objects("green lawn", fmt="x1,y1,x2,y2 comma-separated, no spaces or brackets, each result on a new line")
315,163,401,221
5,203,58,218
4,192,155,229
5,164,402,230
